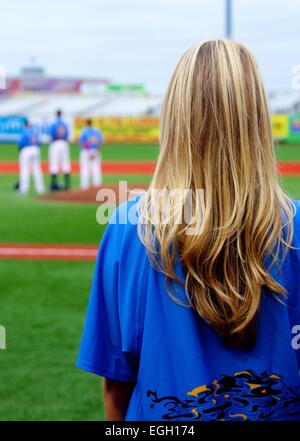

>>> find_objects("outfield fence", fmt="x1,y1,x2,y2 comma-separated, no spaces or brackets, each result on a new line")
0,114,300,144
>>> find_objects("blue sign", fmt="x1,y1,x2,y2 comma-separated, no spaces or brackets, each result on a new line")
0,116,27,142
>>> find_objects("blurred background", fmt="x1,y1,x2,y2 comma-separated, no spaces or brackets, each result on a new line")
0,0,300,421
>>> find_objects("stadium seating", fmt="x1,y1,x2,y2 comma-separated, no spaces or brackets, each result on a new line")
0,93,162,118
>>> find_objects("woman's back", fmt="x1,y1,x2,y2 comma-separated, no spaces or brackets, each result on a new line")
78,196,300,421
77,39,300,421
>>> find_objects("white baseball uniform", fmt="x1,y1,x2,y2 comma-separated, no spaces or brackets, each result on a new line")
19,146,45,194
80,150,102,189
79,126,103,189
18,126,45,194
49,118,71,175
49,140,71,174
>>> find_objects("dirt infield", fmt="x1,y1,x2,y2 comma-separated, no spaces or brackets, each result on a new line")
39,184,149,204
0,160,156,175
1,160,300,175
277,162,300,174
0,243,98,261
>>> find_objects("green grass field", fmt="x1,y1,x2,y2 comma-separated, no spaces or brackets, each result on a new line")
0,142,156,421
0,141,300,420
0,143,159,162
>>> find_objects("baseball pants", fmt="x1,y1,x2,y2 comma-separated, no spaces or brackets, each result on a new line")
19,146,45,194
80,150,102,189
49,140,71,174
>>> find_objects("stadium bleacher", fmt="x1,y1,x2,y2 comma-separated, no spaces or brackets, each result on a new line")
0,92,162,118
268,91,300,113
1,89,300,118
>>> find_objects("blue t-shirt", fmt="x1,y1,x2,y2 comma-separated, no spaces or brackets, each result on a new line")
50,118,69,141
79,127,103,151
18,126,40,149
77,197,300,421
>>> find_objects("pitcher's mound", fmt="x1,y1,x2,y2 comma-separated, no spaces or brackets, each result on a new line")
39,184,149,204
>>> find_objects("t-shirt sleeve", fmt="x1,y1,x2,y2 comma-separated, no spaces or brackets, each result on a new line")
18,133,25,148
79,130,85,147
65,124,69,140
50,123,55,139
76,207,140,382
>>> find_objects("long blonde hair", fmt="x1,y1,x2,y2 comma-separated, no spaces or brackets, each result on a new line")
138,39,295,349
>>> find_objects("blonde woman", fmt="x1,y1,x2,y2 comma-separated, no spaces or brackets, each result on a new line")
77,40,300,421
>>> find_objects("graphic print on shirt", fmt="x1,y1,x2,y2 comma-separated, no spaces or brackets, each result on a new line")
147,370,300,420
88,135,98,147
56,125,66,137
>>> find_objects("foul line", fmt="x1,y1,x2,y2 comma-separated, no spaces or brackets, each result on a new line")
0,243,98,261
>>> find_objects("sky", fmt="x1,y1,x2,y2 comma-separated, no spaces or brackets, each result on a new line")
0,0,300,94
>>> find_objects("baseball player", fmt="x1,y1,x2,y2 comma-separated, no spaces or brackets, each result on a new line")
79,119,103,189
18,119,45,194
49,110,71,191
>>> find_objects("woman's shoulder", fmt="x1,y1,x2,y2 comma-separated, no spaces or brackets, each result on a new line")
104,194,147,261
109,194,142,226
291,199,300,244
292,198,300,220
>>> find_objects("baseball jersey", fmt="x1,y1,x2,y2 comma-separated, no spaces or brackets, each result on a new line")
18,126,40,150
77,196,300,421
79,127,103,151
50,118,69,141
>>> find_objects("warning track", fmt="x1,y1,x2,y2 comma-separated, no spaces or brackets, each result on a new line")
0,243,98,261
0,160,300,175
